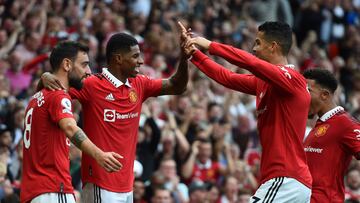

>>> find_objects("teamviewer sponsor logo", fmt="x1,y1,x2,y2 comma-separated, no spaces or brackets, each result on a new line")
304,146,323,154
104,109,116,122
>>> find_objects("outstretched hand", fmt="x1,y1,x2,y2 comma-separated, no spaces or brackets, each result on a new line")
177,21,212,53
177,21,197,58
186,37,212,50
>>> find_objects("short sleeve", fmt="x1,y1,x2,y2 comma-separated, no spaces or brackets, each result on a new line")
140,75,162,100
48,92,74,123
342,122,360,156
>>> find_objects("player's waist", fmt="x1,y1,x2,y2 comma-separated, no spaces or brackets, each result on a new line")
82,177,134,193
260,169,312,188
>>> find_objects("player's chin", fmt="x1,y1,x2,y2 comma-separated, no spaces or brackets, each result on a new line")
129,72,138,78
130,69,139,77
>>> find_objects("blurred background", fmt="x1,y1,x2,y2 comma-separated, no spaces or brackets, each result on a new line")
0,0,359,202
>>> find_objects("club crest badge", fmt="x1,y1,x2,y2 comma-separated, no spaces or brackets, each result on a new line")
315,124,330,137
129,90,138,103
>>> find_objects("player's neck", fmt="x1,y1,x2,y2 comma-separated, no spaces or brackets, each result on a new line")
269,55,288,66
107,67,127,83
318,102,337,117
54,73,69,90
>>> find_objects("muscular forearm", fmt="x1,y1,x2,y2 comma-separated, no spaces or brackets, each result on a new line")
70,129,103,160
60,118,103,160
169,57,189,94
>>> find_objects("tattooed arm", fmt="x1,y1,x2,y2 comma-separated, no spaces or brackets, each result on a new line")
59,118,123,172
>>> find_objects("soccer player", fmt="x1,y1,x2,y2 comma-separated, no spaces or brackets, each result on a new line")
303,68,360,203
21,41,123,203
179,21,312,202
41,33,189,202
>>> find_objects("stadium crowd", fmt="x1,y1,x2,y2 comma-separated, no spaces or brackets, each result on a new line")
0,0,360,202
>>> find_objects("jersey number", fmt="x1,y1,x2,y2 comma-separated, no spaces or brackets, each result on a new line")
23,108,34,149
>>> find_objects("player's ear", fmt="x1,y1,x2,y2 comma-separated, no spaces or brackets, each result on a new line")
114,53,123,65
62,58,72,72
271,41,280,54
320,89,331,100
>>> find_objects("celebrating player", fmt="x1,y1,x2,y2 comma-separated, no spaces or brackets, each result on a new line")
304,68,360,202
41,33,190,202
179,21,312,202
21,41,122,203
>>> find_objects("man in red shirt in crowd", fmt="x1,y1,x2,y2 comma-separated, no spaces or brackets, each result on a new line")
303,68,360,203
179,21,312,202
42,33,190,202
21,41,122,203
182,139,225,184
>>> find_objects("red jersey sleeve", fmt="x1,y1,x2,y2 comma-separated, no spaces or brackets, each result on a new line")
48,92,74,123
191,50,257,95
140,75,162,100
341,121,360,157
208,42,302,95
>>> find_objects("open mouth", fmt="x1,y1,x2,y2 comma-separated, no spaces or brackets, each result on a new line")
134,67,140,74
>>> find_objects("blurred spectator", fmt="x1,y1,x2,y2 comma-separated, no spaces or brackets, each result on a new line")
182,138,229,185
233,160,258,193
237,189,252,203
151,187,173,203
145,171,166,202
159,158,189,203
206,183,220,203
134,178,147,203
188,181,207,203
346,168,360,201
219,176,239,203
137,103,162,181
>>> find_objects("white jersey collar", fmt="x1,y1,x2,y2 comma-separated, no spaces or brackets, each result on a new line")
283,64,295,69
319,106,344,122
196,159,212,169
102,68,131,88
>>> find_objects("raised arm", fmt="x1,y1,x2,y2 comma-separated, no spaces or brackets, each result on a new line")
178,22,257,95
191,50,257,95
159,22,191,96
159,56,189,95
208,42,298,94
183,29,302,94
59,117,123,172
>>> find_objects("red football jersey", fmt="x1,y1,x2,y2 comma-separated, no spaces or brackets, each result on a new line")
304,107,360,203
21,90,74,203
191,160,221,184
69,68,162,192
191,42,312,188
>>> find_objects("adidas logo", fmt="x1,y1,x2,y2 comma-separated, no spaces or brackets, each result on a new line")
105,93,115,101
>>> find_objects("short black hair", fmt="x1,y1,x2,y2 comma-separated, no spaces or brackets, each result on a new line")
303,68,338,93
105,33,138,64
258,21,292,55
49,41,89,72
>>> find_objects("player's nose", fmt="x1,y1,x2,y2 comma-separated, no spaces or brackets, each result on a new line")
138,56,144,65
85,66,92,74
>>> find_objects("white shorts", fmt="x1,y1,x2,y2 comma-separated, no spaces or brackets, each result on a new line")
31,193,76,203
82,183,133,203
250,177,311,203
